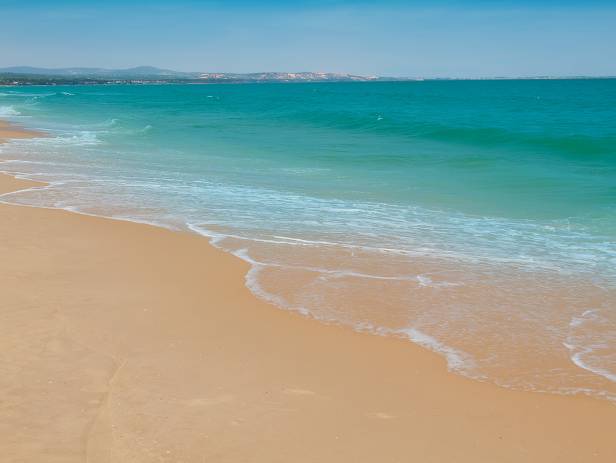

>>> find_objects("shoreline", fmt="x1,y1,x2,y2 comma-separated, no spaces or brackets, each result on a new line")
0,120,47,143
1,122,616,461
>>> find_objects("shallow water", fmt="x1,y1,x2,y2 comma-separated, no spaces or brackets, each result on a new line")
1,80,615,400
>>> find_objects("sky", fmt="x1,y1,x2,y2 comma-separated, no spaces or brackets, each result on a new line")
1,0,615,77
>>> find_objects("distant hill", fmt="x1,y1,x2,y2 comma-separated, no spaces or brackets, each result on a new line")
0,66,382,84
1,67,613,85
197,72,378,82
0,66,198,79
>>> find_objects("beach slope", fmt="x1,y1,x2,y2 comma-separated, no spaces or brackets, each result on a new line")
1,129,615,462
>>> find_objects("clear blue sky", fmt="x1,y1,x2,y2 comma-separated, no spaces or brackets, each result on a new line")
1,0,615,77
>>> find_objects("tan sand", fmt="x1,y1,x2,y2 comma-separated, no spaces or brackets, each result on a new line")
1,124,615,462
0,120,46,142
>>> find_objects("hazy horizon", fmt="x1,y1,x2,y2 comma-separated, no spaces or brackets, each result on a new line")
1,1,615,78
2,65,616,80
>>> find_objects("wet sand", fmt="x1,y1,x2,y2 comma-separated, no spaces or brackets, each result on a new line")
0,120,46,142
1,123,615,462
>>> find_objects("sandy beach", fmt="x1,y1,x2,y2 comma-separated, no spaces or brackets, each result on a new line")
0,120,45,142
1,122,616,462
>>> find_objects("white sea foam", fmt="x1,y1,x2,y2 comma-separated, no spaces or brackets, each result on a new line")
238,250,312,317
396,327,480,375
187,223,463,285
7,130,101,147
565,309,616,383
0,105,20,117
415,274,460,288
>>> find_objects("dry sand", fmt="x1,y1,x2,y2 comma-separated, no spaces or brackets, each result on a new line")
1,123,615,462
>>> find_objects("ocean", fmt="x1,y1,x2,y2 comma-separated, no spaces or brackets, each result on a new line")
1,80,615,400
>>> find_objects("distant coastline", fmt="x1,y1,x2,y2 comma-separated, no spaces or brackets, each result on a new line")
1,66,615,86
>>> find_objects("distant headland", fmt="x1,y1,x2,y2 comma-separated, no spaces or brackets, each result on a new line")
1,66,613,85
0,66,383,85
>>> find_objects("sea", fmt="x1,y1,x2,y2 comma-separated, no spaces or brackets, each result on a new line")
1,80,615,401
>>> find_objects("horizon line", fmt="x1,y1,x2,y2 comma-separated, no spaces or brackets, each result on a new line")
1,65,616,81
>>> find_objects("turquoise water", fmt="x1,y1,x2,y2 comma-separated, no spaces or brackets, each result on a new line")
1,81,615,399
